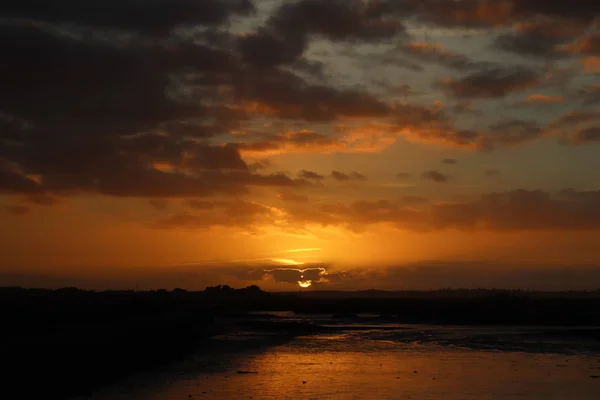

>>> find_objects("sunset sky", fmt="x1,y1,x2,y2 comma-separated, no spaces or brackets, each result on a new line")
1,0,600,290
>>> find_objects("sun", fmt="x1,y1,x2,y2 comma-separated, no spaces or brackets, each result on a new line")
298,280,312,288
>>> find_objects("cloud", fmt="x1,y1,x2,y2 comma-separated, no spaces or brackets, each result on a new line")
400,42,485,70
487,119,544,146
148,199,169,210
1,11,396,203
4,205,31,216
582,57,600,73
442,158,458,165
187,199,217,210
235,130,340,154
550,111,600,130
559,33,600,56
237,0,406,69
248,159,273,172
436,66,542,98
298,170,325,181
331,170,368,181
2,0,256,34
369,263,600,291
281,189,600,232
485,169,502,177
404,0,600,30
399,196,430,206
521,94,566,105
153,200,283,230
494,28,572,59
396,172,410,180
571,126,600,144
232,68,391,122
265,267,328,285
422,170,451,183
5,261,600,291
1,0,597,212
408,0,515,29
277,192,309,203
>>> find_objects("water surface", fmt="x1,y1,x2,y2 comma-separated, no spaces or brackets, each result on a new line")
87,314,600,400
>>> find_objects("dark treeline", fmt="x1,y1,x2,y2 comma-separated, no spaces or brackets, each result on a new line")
1,285,269,399
2,285,600,399
3,285,600,327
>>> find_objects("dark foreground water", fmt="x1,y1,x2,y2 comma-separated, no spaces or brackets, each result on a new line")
83,313,600,400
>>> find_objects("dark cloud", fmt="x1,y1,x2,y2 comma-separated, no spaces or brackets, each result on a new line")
237,0,406,69
153,200,278,229
4,205,31,216
442,158,458,165
400,42,486,70
386,103,490,149
2,0,255,34
485,169,502,177
579,85,600,106
285,189,600,232
331,170,367,181
487,119,544,146
550,111,600,130
0,19,327,201
4,262,600,291
571,126,600,144
400,0,600,29
26,193,60,206
0,160,44,195
422,170,451,183
298,170,325,181
494,30,566,59
396,172,410,180
248,159,273,172
265,267,327,285
404,0,515,29
492,17,586,59
148,199,169,211
512,0,600,21
373,263,600,291
376,54,425,72
232,68,391,122
562,33,600,56
436,66,541,98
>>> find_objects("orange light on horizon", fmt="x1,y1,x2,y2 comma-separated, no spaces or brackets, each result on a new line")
271,258,305,266
298,280,312,288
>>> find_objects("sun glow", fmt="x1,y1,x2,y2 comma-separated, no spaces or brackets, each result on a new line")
271,258,305,265
298,280,312,288
282,248,322,253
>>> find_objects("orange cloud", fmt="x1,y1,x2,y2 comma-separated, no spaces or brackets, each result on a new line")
582,57,600,73
431,0,514,28
526,94,565,104
516,18,587,38
561,33,600,55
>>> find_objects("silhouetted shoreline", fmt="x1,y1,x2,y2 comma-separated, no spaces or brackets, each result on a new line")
3,285,600,399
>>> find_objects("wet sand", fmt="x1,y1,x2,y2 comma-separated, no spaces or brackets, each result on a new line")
84,318,600,400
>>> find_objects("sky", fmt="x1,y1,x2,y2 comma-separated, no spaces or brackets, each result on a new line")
1,0,600,291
